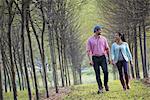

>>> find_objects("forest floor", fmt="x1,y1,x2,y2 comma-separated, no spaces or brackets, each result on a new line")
4,79,150,100
62,79,150,100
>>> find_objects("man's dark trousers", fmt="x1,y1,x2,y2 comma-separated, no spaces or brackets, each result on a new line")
92,55,108,90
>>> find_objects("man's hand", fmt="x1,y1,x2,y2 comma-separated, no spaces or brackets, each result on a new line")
89,61,93,66
108,59,111,64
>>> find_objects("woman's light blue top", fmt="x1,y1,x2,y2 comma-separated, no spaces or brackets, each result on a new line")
111,42,132,63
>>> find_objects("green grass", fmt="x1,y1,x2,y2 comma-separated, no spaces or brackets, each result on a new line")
3,89,45,100
4,90,29,100
63,80,150,100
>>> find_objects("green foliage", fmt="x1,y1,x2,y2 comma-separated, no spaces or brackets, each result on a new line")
63,80,150,100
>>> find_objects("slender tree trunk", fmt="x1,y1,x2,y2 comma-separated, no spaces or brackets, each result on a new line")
4,67,8,92
6,0,17,98
139,25,146,78
21,0,32,99
0,42,3,100
3,61,12,92
0,63,3,100
29,2,49,97
47,24,58,93
13,51,22,90
66,59,71,85
25,2,39,99
64,45,68,86
0,3,3,100
72,63,78,85
60,41,65,86
56,31,65,87
7,69,12,92
47,0,58,93
17,47,25,90
78,64,82,84
30,70,35,89
134,26,140,79
142,21,148,78
127,29,135,79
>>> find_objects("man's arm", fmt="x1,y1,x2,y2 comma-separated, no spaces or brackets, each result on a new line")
87,52,93,65
86,39,93,65
105,38,111,64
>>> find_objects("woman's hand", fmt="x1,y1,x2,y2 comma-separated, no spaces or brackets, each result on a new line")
130,61,133,66
111,60,115,65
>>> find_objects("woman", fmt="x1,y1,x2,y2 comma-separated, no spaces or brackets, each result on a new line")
111,32,133,91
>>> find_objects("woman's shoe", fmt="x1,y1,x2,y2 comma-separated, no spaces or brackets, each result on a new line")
126,85,130,89
123,86,126,91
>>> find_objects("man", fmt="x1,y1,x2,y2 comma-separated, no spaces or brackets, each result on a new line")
86,25,110,93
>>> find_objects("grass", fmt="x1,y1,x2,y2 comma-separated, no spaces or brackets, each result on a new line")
4,90,29,100
3,67,150,100
3,89,45,100
63,80,150,100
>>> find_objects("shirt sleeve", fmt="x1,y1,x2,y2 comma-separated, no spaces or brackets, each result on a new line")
105,38,109,51
126,43,132,61
111,43,115,61
86,39,92,56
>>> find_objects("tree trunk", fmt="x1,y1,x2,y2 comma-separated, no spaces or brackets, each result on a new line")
134,26,140,79
4,67,8,92
66,59,71,85
127,29,135,79
26,3,39,99
0,42,3,100
13,49,22,90
17,47,25,90
64,45,68,86
78,64,82,84
6,0,17,98
60,41,65,87
21,0,32,99
142,21,148,78
47,24,58,93
47,0,58,93
56,31,65,87
7,69,12,92
139,25,146,78
0,62,3,100
29,1,49,97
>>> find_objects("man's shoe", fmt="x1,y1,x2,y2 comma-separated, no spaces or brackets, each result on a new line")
105,85,109,91
97,89,103,94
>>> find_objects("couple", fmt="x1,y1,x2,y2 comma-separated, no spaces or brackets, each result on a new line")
86,25,133,94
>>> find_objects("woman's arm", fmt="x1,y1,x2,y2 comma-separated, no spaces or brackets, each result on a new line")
111,43,115,63
125,43,132,61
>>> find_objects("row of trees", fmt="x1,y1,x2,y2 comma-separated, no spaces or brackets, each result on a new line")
0,0,86,100
96,0,150,79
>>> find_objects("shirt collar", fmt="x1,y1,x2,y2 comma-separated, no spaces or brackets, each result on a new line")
94,35,101,39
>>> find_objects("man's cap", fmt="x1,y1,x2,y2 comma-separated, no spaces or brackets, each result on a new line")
94,25,103,33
